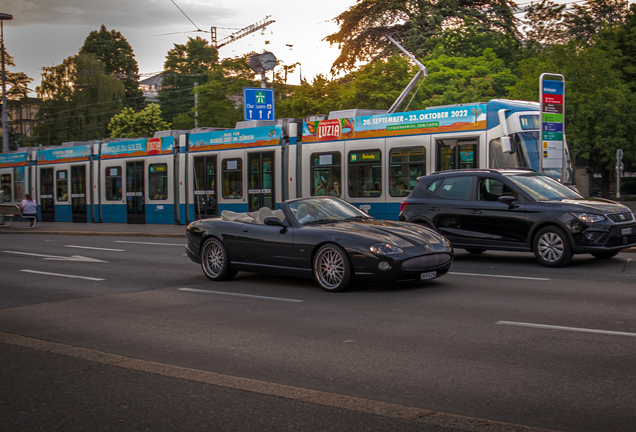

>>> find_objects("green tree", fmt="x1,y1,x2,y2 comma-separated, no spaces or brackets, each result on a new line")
33,54,124,146
508,42,636,196
563,0,628,44
108,103,170,138
159,36,218,124
1,47,33,99
324,0,519,73
275,74,343,119
80,25,144,109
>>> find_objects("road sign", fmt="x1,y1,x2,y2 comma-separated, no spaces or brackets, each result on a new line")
243,88,275,121
540,74,565,178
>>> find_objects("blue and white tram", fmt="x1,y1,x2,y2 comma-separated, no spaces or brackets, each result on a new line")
35,144,93,223
0,150,31,205
97,136,177,224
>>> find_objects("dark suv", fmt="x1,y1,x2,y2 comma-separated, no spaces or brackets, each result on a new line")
399,169,636,267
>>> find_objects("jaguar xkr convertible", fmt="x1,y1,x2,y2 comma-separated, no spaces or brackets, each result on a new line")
186,197,453,292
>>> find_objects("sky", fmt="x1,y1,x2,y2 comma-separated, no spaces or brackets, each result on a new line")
0,0,358,96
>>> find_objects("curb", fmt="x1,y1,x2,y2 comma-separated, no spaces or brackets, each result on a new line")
0,230,186,238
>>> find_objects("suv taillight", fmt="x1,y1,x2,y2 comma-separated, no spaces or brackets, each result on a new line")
400,202,409,212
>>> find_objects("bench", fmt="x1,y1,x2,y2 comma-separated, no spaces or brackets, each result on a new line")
0,204,36,229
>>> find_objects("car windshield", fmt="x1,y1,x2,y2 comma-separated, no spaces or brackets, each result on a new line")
507,173,582,201
289,197,372,225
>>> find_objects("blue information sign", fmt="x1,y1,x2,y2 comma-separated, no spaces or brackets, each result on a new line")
243,88,275,121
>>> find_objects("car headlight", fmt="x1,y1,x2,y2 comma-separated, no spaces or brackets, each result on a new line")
571,212,606,223
369,243,404,255
442,237,451,248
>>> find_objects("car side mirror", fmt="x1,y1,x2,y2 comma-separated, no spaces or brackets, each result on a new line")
263,216,285,226
498,195,518,209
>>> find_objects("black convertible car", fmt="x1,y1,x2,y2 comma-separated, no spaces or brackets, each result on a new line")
186,197,453,291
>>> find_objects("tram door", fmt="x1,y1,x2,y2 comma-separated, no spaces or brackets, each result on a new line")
126,161,145,224
193,156,217,219
248,152,275,212
40,168,55,222
70,165,87,223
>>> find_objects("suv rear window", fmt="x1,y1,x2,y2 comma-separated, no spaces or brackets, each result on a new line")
437,177,472,200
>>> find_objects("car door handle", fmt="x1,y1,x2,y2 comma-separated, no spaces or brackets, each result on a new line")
471,210,482,215
430,207,440,211
243,229,249,233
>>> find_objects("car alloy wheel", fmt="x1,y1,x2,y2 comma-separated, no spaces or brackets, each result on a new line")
533,226,572,267
201,238,237,281
313,244,353,292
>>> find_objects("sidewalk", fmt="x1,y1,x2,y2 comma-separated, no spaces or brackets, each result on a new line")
0,221,187,238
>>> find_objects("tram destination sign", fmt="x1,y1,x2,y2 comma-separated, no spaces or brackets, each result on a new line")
243,87,275,121
540,74,565,173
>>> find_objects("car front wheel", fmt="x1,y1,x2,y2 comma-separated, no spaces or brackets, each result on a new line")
313,244,354,292
201,238,237,281
533,226,573,267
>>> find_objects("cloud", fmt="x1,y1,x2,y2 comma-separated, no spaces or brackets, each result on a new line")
0,0,233,29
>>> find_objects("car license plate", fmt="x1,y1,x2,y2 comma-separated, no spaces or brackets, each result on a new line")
421,271,437,280
622,227,632,236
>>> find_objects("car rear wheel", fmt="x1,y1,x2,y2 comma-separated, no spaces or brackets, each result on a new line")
592,251,620,259
313,244,354,292
465,248,485,254
533,226,572,267
201,238,237,281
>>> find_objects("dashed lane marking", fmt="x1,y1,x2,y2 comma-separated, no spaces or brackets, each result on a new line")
114,241,184,246
20,269,104,281
179,288,303,303
497,321,636,337
450,272,550,281
0,331,558,432
65,245,125,252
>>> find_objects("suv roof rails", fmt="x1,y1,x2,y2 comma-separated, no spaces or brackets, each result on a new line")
426,168,536,176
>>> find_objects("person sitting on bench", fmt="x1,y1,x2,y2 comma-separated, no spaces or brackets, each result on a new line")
20,194,37,228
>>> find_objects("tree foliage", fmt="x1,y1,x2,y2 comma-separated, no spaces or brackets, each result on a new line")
108,103,170,138
80,25,144,108
324,0,519,73
1,48,33,99
33,54,124,146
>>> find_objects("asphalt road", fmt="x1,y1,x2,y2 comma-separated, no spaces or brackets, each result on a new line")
1,234,635,431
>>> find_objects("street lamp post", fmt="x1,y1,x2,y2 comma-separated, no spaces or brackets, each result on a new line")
1,13,13,154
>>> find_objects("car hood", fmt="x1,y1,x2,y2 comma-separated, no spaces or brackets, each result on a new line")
322,220,450,252
543,197,631,214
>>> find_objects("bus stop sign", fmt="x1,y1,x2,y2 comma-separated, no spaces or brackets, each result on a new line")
243,88,275,121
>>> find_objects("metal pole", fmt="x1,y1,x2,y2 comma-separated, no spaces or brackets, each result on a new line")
194,82,198,128
1,20,8,154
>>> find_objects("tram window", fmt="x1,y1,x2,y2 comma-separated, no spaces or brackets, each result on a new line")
56,170,68,201
310,152,341,197
1,174,11,202
149,164,168,200
389,147,425,197
105,166,122,201
13,167,25,201
436,137,479,171
348,150,382,198
222,158,243,199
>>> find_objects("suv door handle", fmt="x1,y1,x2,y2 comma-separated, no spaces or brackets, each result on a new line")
471,210,482,215
430,207,440,211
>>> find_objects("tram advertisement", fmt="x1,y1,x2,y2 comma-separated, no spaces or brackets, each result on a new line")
189,125,282,152
100,136,175,159
302,104,487,143
0,152,28,168
37,146,90,165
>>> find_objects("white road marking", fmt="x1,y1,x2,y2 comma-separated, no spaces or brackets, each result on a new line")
179,288,303,303
115,241,184,246
497,321,636,337
449,272,550,281
3,251,108,263
65,245,125,252
20,269,104,281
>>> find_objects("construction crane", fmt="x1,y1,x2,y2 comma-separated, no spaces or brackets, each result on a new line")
211,16,275,50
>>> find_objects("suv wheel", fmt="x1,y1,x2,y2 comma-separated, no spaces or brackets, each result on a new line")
533,226,572,267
